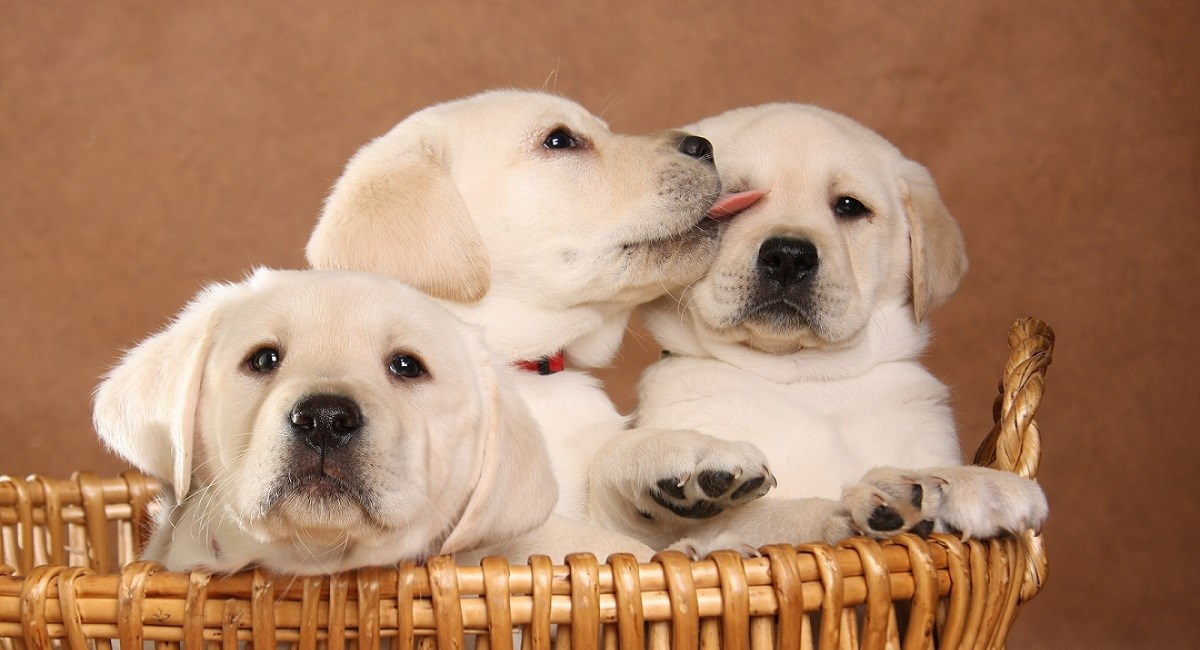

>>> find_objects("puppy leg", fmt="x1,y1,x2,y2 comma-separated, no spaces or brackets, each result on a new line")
589,428,775,546
842,466,1048,540
667,497,847,559
925,466,1048,538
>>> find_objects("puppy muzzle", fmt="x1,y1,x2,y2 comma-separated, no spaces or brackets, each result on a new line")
741,236,818,320
272,393,375,513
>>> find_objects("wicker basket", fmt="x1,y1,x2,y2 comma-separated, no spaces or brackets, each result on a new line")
0,318,1054,649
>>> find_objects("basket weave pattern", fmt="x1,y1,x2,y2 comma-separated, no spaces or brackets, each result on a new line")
0,318,1054,649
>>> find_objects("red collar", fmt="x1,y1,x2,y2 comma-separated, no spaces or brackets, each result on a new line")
514,351,565,375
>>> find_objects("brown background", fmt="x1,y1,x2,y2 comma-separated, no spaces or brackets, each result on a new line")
2,2,1197,646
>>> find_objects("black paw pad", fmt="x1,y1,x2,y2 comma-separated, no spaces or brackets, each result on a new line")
637,509,653,520
698,470,735,497
655,478,687,500
910,484,924,508
867,505,905,532
730,475,766,500
648,491,724,519
908,519,935,537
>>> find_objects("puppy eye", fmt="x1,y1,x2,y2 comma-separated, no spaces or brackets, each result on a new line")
388,354,426,379
543,127,579,150
247,347,281,373
833,196,870,219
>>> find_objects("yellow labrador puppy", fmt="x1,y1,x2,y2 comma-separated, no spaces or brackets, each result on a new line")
602,104,1047,555
307,90,772,561
94,268,555,573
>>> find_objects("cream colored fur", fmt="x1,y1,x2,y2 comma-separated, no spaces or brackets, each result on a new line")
93,269,556,573
598,104,1047,556
307,90,730,561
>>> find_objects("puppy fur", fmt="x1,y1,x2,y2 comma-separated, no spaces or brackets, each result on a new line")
306,90,744,561
597,104,1047,555
93,269,556,573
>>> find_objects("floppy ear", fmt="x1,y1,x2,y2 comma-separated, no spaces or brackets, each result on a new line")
92,281,243,500
439,360,557,555
306,116,491,303
900,160,969,322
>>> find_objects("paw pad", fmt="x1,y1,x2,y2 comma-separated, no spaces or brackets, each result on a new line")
867,505,905,532
648,492,724,519
698,470,735,497
648,464,774,520
908,519,935,537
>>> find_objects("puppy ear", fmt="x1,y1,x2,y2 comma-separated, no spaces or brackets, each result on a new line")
440,360,557,555
306,118,491,303
900,160,968,322
92,281,243,500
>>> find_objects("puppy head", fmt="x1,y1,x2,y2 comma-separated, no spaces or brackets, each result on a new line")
654,104,967,354
306,89,724,315
93,268,555,561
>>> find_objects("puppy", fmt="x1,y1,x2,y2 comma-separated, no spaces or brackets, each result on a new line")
307,90,770,561
93,268,556,574
596,104,1047,555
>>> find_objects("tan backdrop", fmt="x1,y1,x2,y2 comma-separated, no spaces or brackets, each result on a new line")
2,2,1197,646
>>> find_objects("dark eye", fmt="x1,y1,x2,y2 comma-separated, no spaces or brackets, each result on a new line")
543,127,579,150
388,354,425,379
833,196,869,218
247,347,281,373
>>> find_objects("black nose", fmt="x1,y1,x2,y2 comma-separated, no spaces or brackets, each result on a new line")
757,237,819,286
677,134,714,162
289,394,364,450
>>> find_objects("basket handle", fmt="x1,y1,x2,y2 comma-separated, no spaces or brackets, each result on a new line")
971,316,1055,601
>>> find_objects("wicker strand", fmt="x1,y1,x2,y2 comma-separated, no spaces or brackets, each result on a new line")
887,536,936,650
566,554,601,650
57,566,92,648
328,570,350,648
121,471,155,563
653,551,700,650
428,554,466,650
958,539,988,648
604,553,644,649
925,535,967,649
837,538,894,650
761,545,804,650
117,561,159,648
526,555,553,650
482,556,514,650
397,561,418,650
183,570,210,648
710,551,750,650
220,598,241,650
18,564,62,648
296,575,321,650
249,568,278,647
27,478,62,568
356,566,383,650
74,473,112,574
0,478,33,575
796,543,842,650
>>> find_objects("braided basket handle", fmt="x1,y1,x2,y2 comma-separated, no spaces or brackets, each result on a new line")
971,317,1055,601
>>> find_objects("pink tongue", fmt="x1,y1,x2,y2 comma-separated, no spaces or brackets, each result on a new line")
708,189,769,218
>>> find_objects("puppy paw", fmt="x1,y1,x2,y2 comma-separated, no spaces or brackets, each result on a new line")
669,534,762,560
840,467,945,540
841,466,1049,542
933,466,1048,540
640,438,775,522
